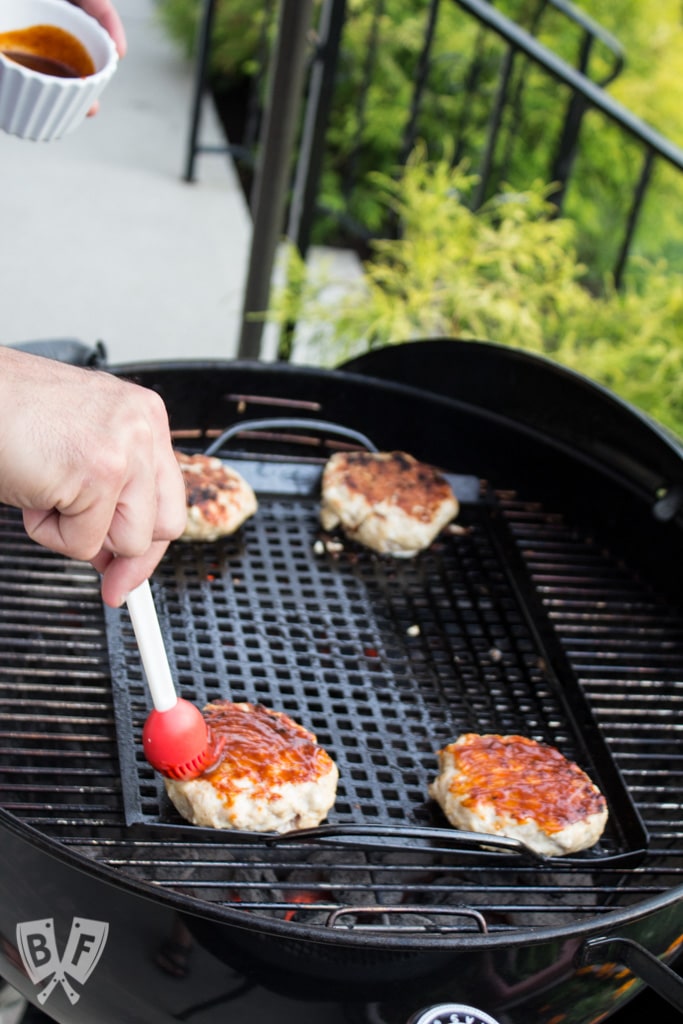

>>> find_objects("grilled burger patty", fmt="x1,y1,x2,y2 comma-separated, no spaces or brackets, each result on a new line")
320,450,459,557
176,452,257,542
165,701,339,833
428,733,608,856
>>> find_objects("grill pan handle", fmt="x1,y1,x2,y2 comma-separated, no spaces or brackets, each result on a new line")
266,823,543,859
579,935,683,1014
203,418,379,455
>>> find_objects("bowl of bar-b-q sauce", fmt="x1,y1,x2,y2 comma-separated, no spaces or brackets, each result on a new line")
0,0,118,141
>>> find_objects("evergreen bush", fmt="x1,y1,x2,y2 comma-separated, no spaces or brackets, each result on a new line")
270,150,683,437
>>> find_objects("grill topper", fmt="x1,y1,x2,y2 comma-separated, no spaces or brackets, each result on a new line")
108,427,646,871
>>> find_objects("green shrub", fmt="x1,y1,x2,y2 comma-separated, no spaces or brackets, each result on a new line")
155,0,683,284
155,0,275,81
270,149,683,438
157,0,683,437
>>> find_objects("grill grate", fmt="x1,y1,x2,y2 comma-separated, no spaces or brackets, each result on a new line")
106,483,643,867
0,460,681,940
502,496,683,845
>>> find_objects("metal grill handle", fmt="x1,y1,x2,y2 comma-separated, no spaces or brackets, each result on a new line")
203,417,379,456
579,935,683,1014
326,905,488,934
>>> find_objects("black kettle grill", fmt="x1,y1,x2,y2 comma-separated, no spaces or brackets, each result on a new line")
0,339,681,1024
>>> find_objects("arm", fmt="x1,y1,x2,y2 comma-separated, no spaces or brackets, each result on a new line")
0,347,186,607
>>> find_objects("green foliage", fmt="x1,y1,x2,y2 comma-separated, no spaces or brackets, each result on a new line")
270,150,683,438
315,0,683,279
157,0,683,435
155,0,683,280
552,269,683,437
582,0,683,145
154,0,273,81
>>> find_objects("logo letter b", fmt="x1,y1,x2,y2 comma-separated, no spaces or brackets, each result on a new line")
27,933,52,968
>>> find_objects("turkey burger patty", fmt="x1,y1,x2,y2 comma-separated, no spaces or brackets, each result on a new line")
320,450,459,557
176,451,258,542
428,733,608,856
165,701,339,833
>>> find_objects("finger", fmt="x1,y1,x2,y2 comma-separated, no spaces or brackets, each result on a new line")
99,541,171,608
23,488,119,562
72,0,127,56
101,431,186,554
90,549,114,575
102,463,158,559
153,450,188,542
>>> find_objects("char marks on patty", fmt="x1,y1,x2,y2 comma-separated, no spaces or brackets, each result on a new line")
320,450,459,557
176,451,258,542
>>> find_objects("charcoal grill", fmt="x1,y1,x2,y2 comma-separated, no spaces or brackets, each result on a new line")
0,339,682,1024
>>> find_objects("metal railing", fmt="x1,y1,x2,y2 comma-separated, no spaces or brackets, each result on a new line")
183,0,683,359
453,0,683,286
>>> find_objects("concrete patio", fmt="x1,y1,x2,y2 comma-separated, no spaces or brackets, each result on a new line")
0,0,251,365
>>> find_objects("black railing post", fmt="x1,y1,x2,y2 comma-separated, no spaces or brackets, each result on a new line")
399,0,442,167
548,31,592,210
288,0,348,260
238,0,316,360
453,0,683,280
614,148,655,289
183,0,217,183
472,44,516,210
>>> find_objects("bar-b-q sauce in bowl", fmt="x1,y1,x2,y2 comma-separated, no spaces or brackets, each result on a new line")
0,0,117,141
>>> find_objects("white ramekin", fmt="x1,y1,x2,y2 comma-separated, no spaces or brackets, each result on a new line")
0,0,118,141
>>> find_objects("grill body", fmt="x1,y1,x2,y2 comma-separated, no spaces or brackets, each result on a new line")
0,342,681,1024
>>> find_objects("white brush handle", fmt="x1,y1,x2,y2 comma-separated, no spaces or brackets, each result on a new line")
126,580,177,712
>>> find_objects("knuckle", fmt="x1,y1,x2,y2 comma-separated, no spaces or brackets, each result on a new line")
116,540,149,559
145,387,169,422
76,540,105,562
155,505,188,543
95,446,129,487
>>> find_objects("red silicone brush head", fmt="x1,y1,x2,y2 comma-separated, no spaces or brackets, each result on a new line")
142,698,225,780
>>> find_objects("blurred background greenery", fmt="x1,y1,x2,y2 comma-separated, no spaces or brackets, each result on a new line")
157,0,683,437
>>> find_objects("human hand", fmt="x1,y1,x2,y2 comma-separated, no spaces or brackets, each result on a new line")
69,0,127,57
0,348,186,607
68,0,127,115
